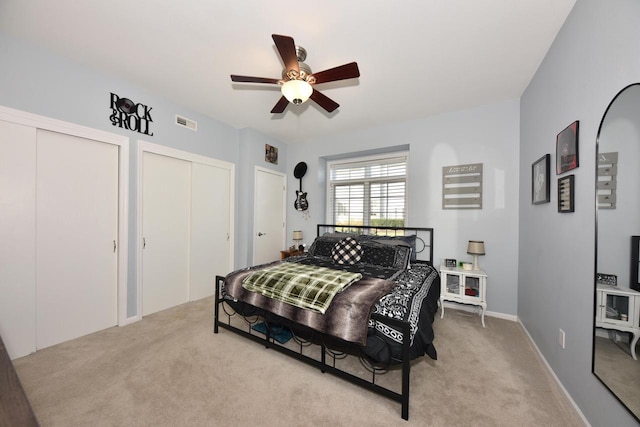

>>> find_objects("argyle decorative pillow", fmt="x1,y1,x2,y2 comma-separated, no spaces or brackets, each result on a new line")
331,236,363,265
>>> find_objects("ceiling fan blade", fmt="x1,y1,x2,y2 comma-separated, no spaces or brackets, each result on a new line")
311,62,360,84
230,75,280,84
272,34,300,74
271,96,289,114
310,89,339,113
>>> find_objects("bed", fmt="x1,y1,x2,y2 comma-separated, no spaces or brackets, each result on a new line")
214,224,440,420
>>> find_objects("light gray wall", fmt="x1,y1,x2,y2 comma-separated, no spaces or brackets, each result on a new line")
287,99,521,316
519,0,640,425
0,31,280,318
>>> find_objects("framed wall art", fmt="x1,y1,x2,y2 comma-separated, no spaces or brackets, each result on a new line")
597,151,618,209
558,174,575,213
556,120,579,174
442,163,483,209
532,154,550,205
265,144,278,164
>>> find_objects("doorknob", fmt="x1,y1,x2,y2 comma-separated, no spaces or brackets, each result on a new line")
257,232,266,236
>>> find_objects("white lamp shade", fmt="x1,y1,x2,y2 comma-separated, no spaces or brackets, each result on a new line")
467,240,485,255
281,80,313,105
467,240,485,271
292,230,303,240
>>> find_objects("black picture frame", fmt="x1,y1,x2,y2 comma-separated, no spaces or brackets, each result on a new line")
532,154,550,205
556,121,579,174
558,174,575,213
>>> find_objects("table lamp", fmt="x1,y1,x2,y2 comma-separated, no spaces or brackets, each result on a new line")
467,240,485,271
293,230,303,250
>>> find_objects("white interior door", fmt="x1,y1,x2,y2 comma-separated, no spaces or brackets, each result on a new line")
0,120,37,357
36,129,119,350
142,152,191,316
190,163,231,301
253,167,286,265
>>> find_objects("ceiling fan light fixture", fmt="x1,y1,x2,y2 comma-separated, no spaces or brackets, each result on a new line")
281,79,313,105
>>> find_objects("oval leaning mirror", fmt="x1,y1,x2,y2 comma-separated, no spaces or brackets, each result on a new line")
593,82,640,422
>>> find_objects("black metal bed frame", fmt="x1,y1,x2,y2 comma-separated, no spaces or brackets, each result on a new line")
214,224,434,421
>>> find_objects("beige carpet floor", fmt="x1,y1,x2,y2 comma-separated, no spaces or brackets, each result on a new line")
12,298,585,427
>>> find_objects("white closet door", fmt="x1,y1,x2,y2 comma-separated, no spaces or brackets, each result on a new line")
190,163,231,301
36,129,119,350
142,152,191,315
0,121,37,358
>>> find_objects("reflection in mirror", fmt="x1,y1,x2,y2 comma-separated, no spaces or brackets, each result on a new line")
594,83,640,422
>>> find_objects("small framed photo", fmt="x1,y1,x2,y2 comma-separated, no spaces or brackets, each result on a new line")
445,258,457,268
596,273,617,287
558,174,575,213
532,154,551,205
556,121,579,175
265,144,278,164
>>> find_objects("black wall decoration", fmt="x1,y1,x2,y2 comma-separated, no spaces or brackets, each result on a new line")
556,120,579,175
558,174,575,213
109,93,154,136
293,162,309,211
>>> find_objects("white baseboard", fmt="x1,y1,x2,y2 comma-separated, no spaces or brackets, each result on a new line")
120,314,141,327
486,310,518,322
519,319,591,427
440,301,518,322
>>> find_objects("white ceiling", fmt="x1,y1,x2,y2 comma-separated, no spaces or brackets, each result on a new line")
0,0,575,144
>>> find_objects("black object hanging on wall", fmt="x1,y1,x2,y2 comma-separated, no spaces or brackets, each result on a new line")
293,162,308,211
109,92,154,136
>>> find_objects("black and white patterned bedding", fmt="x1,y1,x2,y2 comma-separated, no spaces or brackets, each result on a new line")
368,263,439,361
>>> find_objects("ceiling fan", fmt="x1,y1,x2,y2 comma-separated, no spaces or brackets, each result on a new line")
230,34,360,114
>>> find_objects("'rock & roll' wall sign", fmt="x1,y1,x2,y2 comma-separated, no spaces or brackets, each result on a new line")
109,93,154,136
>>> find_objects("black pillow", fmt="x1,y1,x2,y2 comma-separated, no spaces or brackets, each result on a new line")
308,235,344,258
331,237,364,265
372,235,418,261
359,240,411,269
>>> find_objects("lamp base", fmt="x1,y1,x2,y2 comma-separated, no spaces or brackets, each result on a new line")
472,255,480,271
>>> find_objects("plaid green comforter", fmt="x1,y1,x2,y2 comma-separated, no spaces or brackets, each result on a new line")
241,262,362,314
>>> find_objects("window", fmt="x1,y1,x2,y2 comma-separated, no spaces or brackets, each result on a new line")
327,154,407,227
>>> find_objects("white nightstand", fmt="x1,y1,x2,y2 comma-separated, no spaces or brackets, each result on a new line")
439,265,487,327
595,284,640,360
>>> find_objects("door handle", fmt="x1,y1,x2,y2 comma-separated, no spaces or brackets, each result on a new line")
257,232,266,236
113,240,117,253
143,237,146,249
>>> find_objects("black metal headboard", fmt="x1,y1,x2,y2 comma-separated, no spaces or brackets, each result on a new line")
316,224,434,265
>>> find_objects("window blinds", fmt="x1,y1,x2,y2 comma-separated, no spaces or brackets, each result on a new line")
328,155,407,227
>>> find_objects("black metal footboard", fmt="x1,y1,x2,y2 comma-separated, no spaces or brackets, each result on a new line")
214,275,412,420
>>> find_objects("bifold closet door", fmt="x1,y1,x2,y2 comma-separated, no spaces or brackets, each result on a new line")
36,129,118,350
142,152,191,316
190,163,231,301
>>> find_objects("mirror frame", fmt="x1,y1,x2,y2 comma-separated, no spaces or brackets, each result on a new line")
592,82,640,423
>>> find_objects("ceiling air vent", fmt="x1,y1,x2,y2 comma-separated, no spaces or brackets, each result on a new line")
175,115,197,131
